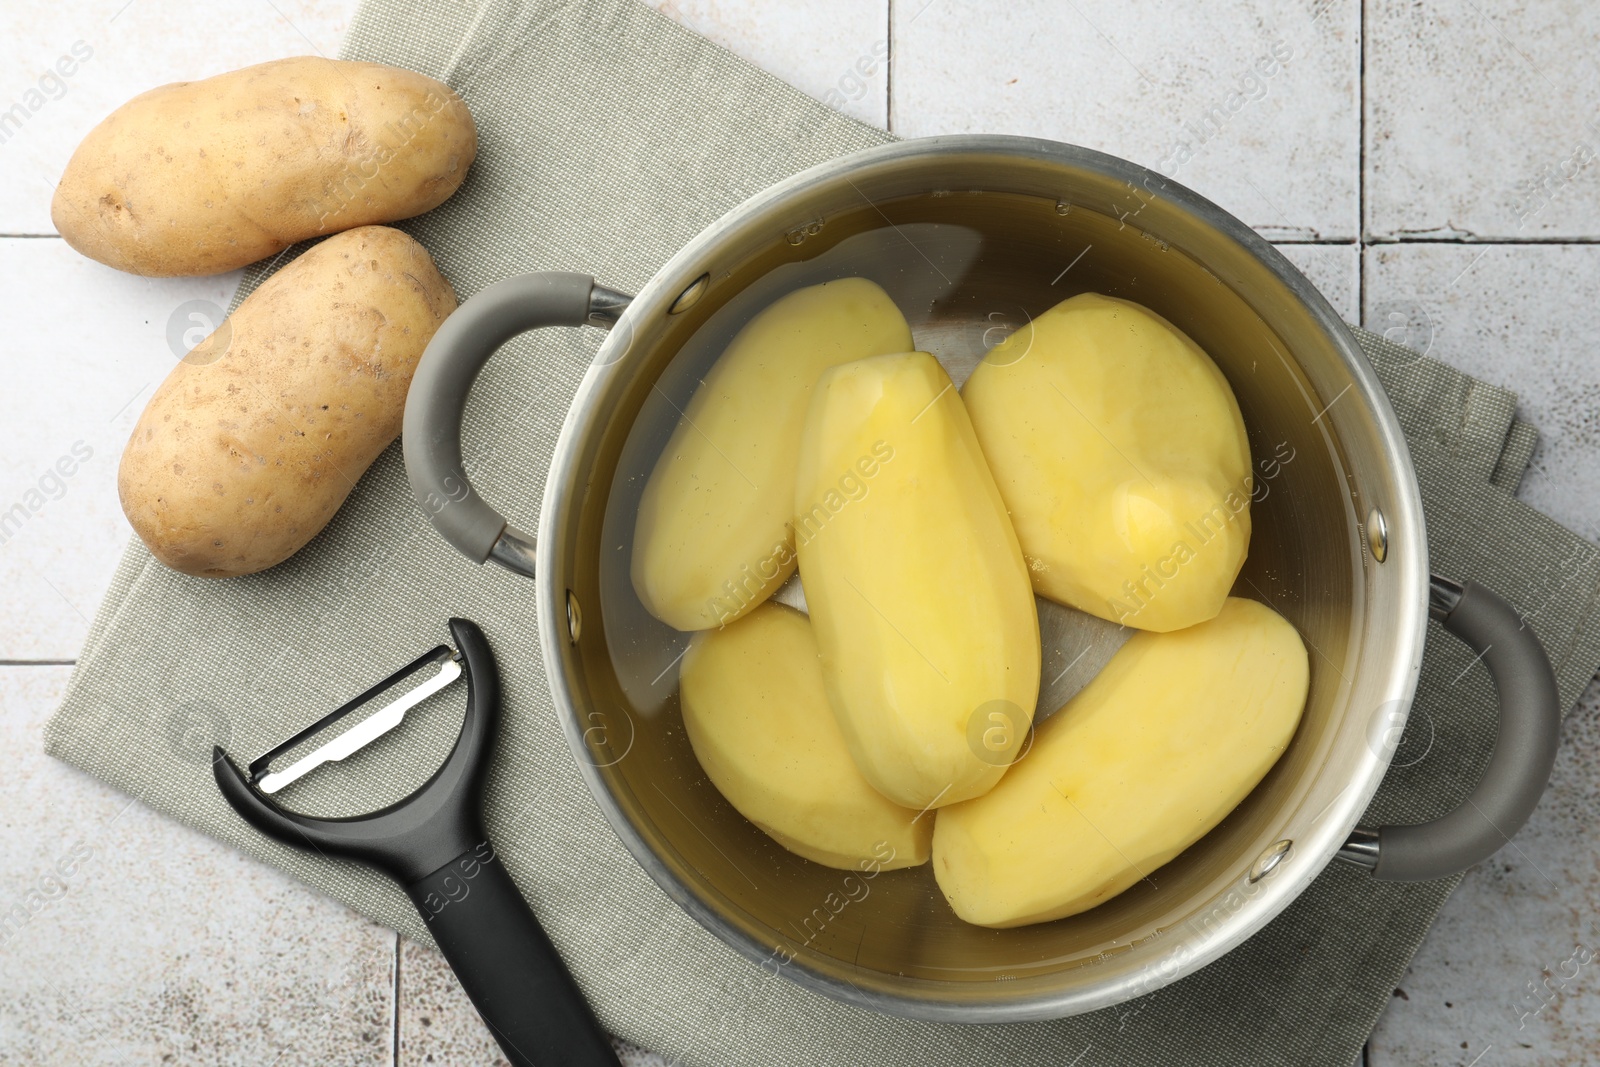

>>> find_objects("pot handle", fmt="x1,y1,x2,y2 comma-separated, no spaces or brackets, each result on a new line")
403,272,632,579
1338,576,1561,880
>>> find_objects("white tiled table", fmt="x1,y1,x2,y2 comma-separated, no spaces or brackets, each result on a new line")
3,2,1598,1064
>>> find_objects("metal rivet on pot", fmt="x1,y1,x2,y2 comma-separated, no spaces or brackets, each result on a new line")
1367,507,1388,564
669,274,709,315
786,219,826,244
566,590,583,644
1249,839,1293,883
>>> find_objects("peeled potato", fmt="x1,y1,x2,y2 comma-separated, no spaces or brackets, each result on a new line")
633,278,912,631
962,293,1252,632
679,602,931,870
933,597,1308,928
795,352,1040,811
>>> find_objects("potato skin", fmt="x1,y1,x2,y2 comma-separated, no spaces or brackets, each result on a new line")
52,57,476,276
118,226,456,577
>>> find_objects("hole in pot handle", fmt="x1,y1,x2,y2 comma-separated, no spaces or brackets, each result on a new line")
402,272,633,579
1337,576,1561,880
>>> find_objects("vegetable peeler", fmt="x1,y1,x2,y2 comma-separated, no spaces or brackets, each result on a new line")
213,617,621,1067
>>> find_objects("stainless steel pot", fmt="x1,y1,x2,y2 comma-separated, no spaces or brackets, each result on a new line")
401,135,1561,1021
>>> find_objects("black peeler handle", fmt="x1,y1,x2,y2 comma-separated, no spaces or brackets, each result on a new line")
213,618,621,1067
408,844,620,1067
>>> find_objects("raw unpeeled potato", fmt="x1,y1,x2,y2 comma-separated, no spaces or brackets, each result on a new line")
932,597,1308,928
962,293,1252,632
118,226,456,577
795,352,1040,811
632,278,912,631
52,57,477,276
679,602,932,870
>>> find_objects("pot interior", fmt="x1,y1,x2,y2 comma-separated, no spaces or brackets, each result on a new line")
545,141,1420,1018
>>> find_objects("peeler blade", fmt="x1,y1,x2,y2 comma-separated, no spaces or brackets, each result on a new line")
251,646,463,795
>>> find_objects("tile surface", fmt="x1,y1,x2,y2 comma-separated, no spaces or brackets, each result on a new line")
1363,243,1600,533
0,0,352,236
645,1,890,127
1366,0,1600,239
0,668,396,1066
396,940,667,1066
1367,681,1600,1066
892,0,1361,240
0,239,241,661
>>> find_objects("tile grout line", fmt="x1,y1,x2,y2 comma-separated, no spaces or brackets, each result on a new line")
885,0,894,134
1357,6,1368,1058
3,227,1600,246
390,932,401,1067
9,232,1600,246
1365,235,1600,244
1357,0,1369,329
1357,4,1368,1059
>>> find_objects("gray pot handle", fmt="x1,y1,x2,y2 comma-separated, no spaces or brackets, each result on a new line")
402,272,632,579
1338,576,1561,880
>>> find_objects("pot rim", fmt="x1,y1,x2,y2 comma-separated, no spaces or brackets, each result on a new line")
536,133,1429,1021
